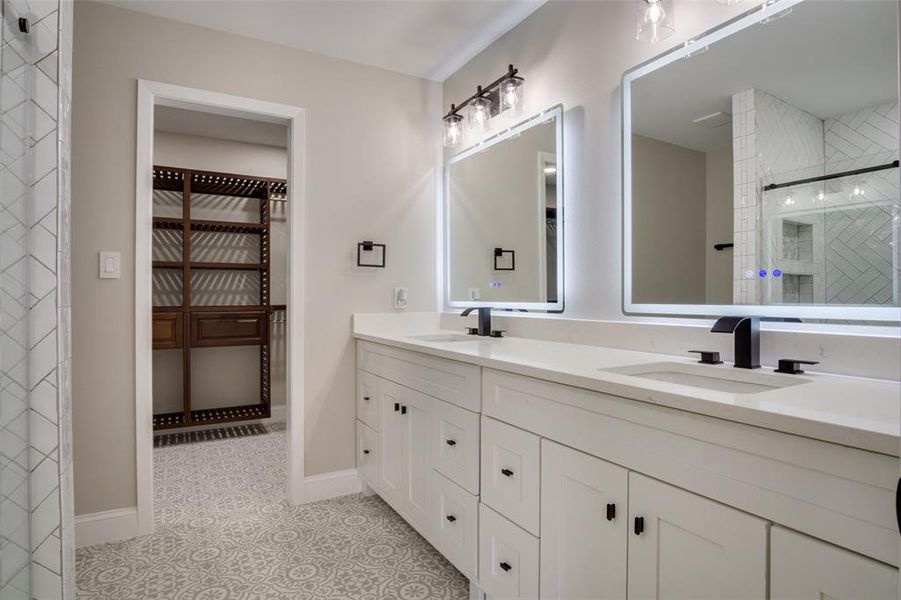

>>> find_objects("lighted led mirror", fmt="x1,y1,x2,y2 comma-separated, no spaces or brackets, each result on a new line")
445,106,563,311
623,0,901,322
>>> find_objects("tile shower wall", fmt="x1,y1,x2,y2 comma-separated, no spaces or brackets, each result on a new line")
731,88,824,305
0,1,73,598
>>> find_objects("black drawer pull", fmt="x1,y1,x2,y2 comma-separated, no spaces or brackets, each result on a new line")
501,468,514,477
446,439,457,446
499,562,512,572
362,449,370,455
634,516,644,536
606,503,615,521
363,396,370,401
446,515,456,523
394,403,400,412
401,405,407,415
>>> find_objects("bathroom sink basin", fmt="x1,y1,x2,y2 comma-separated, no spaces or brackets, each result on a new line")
602,362,809,394
406,333,478,343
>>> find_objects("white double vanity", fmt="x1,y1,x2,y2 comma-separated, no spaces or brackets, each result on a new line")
353,319,900,599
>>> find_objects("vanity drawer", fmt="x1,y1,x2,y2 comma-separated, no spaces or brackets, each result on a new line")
357,340,481,412
356,370,380,431
190,310,268,347
479,503,539,600
152,312,183,349
433,399,479,494
429,471,478,580
356,420,379,489
480,416,540,535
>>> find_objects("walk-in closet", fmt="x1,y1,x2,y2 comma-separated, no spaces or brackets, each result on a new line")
150,107,289,433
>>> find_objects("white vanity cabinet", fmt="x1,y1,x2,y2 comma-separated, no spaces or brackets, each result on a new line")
770,526,899,600
355,340,900,599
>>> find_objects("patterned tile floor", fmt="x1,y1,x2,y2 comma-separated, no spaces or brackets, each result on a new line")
76,425,469,599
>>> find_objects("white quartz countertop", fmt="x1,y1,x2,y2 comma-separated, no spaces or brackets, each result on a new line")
353,325,901,456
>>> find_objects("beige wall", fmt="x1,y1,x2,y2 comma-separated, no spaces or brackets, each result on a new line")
443,0,751,318
72,1,440,515
705,147,734,304
152,131,289,413
631,135,707,304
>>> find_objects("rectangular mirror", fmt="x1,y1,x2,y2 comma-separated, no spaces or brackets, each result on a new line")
445,106,563,311
623,0,900,322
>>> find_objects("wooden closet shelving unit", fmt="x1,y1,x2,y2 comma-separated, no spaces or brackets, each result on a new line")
151,166,287,430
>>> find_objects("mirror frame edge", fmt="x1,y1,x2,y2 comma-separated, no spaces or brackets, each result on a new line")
444,104,566,312
621,0,901,323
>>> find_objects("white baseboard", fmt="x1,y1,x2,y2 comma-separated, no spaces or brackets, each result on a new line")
304,468,362,503
75,507,139,548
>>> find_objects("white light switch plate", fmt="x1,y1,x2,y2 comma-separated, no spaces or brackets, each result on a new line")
394,287,408,311
99,251,120,279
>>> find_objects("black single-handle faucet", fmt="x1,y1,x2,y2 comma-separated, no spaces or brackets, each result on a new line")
711,316,760,369
461,307,492,336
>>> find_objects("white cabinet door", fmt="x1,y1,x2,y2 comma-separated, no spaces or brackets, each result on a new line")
479,503,539,600
429,470,479,580
540,440,628,600
627,473,768,600
401,387,433,531
771,526,899,600
432,398,480,494
377,379,406,506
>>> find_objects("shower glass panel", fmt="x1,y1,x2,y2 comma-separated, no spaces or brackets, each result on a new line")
761,157,900,306
1,3,33,597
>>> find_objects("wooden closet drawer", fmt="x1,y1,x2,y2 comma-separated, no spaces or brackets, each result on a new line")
481,416,540,535
152,312,183,349
429,471,478,580
433,399,479,494
479,503,539,599
190,311,268,347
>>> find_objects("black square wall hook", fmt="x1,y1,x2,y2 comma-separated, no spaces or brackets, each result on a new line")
494,247,515,271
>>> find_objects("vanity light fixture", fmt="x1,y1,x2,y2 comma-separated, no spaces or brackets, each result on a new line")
636,0,675,44
443,105,464,148
442,65,525,149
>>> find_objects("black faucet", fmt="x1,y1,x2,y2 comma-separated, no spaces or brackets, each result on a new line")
711,316,760,369
461,307,492,336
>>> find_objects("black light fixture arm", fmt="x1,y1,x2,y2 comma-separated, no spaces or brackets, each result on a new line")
443,65,520,119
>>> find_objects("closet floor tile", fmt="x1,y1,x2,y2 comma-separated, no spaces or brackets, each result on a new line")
76,425,468,599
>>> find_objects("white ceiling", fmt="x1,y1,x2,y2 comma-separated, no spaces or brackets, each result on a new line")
155,106,288,147
103,0,545,81
632,0,898,153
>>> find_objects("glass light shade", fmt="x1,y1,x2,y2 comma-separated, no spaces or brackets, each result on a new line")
443,113,464,148
468,96,493,133
500,76,524,114
636,0,675,44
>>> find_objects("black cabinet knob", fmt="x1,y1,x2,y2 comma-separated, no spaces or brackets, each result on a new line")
394,402,400,412
446,515,456,523
446,439,457,446
500,468,514,477
606,503,615,521
401,405,407,415
499,562,512,572
362,450,370,455
634,516,644,536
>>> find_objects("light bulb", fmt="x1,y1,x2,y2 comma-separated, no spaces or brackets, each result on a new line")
443,111,464,148
815,190,825,201
644,0,665,25
499,74,525,114
468,96,493,133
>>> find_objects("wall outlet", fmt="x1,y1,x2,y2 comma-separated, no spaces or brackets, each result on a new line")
99,251,120,279
468,287,480,301
394,287,408,311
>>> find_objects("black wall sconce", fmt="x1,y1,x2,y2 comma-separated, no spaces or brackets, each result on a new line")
494,248,515,271
357,241,386,268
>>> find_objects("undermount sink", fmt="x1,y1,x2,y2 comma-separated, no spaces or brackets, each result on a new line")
602,362,809,394
406,333,479,343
